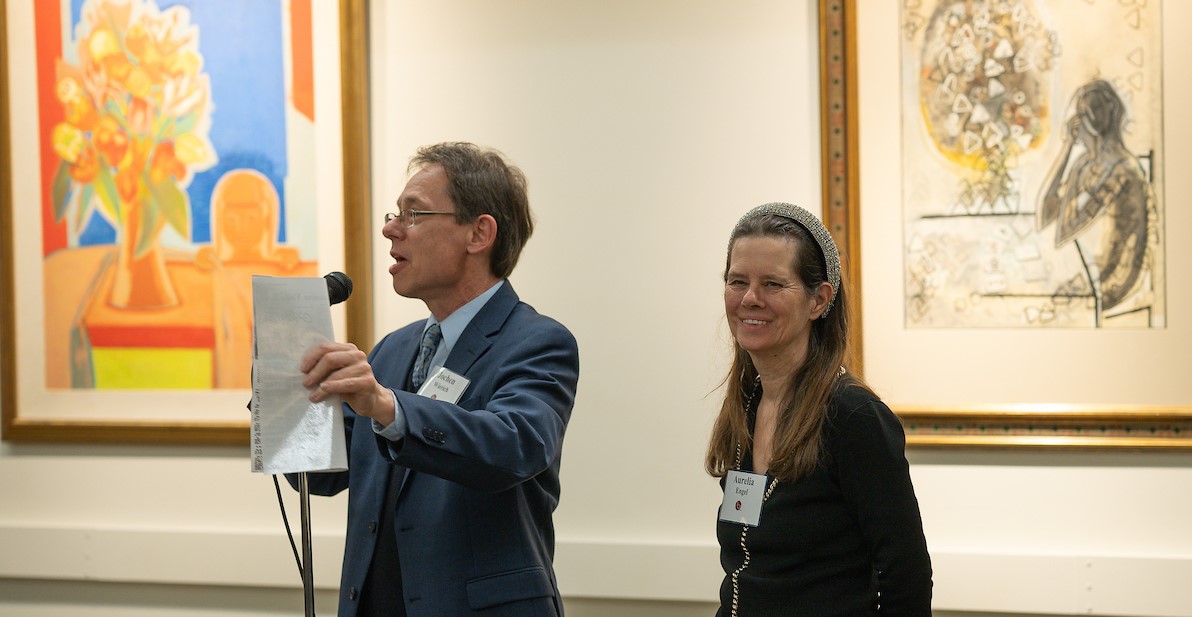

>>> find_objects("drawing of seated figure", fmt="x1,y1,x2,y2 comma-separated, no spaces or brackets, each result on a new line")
1037,79,1157,324
197,168,301,270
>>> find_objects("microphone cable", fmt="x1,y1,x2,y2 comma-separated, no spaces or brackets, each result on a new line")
272,475,305,578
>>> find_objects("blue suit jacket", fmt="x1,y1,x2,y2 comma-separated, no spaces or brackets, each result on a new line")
303,282,580,616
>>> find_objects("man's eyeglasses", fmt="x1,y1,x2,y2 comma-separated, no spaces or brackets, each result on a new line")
384,209,454,228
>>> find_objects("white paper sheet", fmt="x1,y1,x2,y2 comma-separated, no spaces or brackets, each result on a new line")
250,276,348,474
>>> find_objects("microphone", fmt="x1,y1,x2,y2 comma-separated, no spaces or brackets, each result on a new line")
324,271,353,305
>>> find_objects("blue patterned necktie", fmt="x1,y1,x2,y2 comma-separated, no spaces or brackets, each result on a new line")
410,322,442,390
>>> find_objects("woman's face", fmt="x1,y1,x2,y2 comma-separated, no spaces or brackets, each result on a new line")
724,235,830,367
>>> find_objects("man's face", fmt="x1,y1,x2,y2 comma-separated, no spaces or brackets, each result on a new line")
383,164,472,306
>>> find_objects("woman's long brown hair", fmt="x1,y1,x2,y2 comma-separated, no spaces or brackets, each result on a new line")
705,213,861,482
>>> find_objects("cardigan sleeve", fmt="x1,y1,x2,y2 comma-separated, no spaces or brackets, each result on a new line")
827,390,933,616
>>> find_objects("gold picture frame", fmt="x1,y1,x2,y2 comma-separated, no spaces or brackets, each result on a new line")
0,0,373,445
826,0,1192,449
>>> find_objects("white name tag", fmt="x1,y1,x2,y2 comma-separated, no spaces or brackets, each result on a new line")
416,366,470,404
718,470,767,527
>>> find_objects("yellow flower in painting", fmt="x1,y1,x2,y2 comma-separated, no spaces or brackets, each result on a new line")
87,28,120,63
52,123,87,164
173,133,208,165
165,50,201,78
56,77,98,130
124,22,150,58
53,121,104,183
55,76,83,104
124,66,153,99
52,0,216,249
107,56,136,88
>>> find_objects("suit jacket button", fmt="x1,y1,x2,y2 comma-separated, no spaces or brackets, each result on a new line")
349,586,358,600
368,520,377,533
422,427,434,439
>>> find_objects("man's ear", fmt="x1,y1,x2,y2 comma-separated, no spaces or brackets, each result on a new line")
467,214,498,255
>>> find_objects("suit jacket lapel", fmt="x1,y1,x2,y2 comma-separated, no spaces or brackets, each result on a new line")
444,281,520,377
391,326,424,392
386,326,424,497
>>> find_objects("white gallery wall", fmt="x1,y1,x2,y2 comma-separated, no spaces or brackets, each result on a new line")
367,0,824,600
2,2,1191,617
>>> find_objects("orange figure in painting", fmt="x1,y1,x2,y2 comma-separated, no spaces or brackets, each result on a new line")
197,168,315,388
198,169,301,269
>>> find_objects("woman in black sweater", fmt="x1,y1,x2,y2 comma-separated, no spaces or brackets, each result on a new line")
708,203,932,616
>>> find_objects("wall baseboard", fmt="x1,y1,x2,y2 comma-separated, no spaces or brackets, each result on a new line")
1,524,1189,616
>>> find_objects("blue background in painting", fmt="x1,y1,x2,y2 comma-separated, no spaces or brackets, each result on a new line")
73,0,288,246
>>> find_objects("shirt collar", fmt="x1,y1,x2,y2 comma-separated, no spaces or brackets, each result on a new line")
424,279,505,361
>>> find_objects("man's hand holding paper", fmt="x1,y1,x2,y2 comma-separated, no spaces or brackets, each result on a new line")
250,276,348,474
300,341,396,427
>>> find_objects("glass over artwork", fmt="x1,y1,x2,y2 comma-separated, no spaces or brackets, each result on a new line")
38,0,321,389
900,0,1164,329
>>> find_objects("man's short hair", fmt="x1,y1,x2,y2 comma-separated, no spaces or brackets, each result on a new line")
410,142,534,279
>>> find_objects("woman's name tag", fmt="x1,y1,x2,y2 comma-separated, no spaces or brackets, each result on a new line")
719,470,767,527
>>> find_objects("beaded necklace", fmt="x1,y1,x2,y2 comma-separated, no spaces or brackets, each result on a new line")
727,378,780,617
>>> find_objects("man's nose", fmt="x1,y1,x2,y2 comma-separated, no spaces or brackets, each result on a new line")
382,218,404,239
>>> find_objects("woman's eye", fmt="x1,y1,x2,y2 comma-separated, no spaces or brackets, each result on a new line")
765,281,782,288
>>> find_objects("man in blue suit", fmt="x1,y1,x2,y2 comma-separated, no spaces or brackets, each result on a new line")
299,142,580,616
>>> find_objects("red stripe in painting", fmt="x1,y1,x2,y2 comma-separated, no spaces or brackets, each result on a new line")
35,0,67,256
291,0,314,121
87,325,216,349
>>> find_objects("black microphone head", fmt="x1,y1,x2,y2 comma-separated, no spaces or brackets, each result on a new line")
324,271,353,305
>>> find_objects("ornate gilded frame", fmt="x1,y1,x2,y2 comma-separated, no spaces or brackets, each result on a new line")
821,0,1192,449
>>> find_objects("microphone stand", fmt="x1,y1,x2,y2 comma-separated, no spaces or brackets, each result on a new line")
299,472,315,617
271,272,353,616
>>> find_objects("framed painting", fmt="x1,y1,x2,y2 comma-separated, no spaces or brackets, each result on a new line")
829,0,1192,448
1,0,373,444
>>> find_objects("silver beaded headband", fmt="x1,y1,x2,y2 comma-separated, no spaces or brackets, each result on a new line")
731,202,841,317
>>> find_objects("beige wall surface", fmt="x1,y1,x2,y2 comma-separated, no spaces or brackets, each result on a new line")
4,1,1192,617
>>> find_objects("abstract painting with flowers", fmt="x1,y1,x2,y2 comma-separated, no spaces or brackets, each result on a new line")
36,0,320,389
